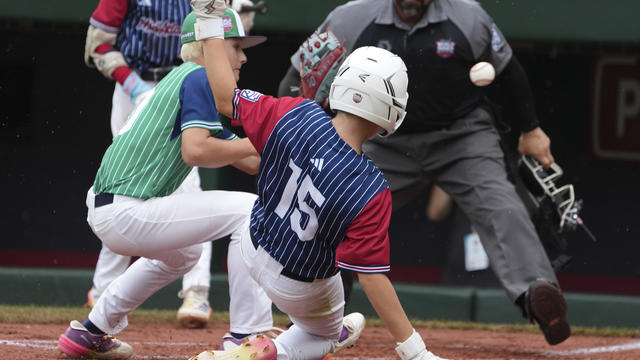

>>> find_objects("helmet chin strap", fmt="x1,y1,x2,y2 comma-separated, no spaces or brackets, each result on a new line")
393,0,429,26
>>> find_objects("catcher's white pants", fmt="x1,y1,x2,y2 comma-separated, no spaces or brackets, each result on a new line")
239,227,345,360
93,82,211,295
86,187,273,335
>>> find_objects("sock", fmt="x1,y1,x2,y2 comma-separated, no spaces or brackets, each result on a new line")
231,332,251,339
82,319,106,335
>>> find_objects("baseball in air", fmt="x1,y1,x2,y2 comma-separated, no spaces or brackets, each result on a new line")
469,61,495,87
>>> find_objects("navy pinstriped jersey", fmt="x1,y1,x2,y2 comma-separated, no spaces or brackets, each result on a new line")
232,90,392,279
90,0,190,73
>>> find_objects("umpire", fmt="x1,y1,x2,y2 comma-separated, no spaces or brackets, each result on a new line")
278,0,569,346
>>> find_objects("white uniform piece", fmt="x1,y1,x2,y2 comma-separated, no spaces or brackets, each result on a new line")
92,81,212,297
86,188,273,334
239,229,344,359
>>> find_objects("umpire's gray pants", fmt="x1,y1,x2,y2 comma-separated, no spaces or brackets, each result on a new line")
363,106,557,302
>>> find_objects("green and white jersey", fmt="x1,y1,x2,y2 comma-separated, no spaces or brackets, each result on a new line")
94,62,237,199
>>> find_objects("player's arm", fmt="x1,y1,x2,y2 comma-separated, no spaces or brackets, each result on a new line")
337,190,437,359
189,0,237,117
338,190,413,342
181,128,258,169
85,0,151,102
179,68,259,172
357,273,413,342
230,154,261,175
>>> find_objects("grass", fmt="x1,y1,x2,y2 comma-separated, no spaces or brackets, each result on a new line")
1,304,638,338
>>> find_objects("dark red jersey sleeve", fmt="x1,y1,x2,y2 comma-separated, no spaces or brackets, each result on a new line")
335,188,392,273
231,89,306,153
91,0,129,30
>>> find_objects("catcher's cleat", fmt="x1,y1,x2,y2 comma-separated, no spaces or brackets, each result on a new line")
525,280,571,345
220,327,284,350
177,287,211,328
190,334,277,360
58,320,133,359
322,312,365,360
84,287,101,308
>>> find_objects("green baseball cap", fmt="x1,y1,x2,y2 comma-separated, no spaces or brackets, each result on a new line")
181,9,267,49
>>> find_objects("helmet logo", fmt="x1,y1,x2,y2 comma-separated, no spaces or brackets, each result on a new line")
352,93,363,103
358,73,370,83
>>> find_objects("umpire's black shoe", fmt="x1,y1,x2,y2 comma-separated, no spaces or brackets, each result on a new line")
524,280,571,345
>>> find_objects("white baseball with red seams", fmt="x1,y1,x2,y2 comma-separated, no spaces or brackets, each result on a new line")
469,61,495,87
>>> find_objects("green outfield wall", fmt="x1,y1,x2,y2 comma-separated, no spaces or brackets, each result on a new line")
1,267,639,329
0,1,639,43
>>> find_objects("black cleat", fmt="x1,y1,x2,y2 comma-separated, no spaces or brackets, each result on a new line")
525,280,571,345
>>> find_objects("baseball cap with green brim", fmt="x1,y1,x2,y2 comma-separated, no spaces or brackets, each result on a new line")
181,9,267,49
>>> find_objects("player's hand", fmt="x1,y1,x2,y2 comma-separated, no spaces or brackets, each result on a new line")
518,126,554,168
190,0,226,19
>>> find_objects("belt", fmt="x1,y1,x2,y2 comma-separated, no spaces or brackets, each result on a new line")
140,66,176,82
94,193,114,208
250,233,314,283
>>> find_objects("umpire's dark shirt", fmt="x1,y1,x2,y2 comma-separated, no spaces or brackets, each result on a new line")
290,0,513,133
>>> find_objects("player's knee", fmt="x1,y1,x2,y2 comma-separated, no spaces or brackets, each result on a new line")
159,244,203,274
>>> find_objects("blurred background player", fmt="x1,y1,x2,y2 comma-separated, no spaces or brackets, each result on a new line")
190,1,448,358
58,9,274,359
278,0,570,346
83,0,261,328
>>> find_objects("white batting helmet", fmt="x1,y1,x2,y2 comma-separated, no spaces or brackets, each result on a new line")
329,46,409,136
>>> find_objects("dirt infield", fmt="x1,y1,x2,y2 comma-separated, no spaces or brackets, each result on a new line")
1,321,640,360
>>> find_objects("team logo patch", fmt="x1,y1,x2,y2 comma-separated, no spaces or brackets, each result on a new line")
491,25,504,51
353,93,362,103
222,16,233,32
436,39,455,58
240,90,263,102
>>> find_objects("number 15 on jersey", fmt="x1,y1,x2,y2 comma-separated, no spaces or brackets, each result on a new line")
274,159,326,241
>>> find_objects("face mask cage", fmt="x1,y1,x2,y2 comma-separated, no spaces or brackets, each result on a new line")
518,155,596,240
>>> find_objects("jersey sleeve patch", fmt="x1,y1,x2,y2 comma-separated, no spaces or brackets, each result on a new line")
239,89,263,102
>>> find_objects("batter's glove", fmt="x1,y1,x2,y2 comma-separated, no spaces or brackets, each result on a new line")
122,72,153,104
299,30,346,109
395,329,447,360
190,0,227,40
84,25,128,79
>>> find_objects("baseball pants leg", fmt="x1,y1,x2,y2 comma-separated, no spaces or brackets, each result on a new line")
239,226,344,360
86,189,270,334
436,154,558,301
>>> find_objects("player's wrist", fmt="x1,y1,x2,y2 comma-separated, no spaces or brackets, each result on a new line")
123,72,152,103
195,18,224,41
395,329,426,360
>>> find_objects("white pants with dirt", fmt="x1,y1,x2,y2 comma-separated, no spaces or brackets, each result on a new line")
85,187,273,335
92,82,212,296
239,225,344,360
